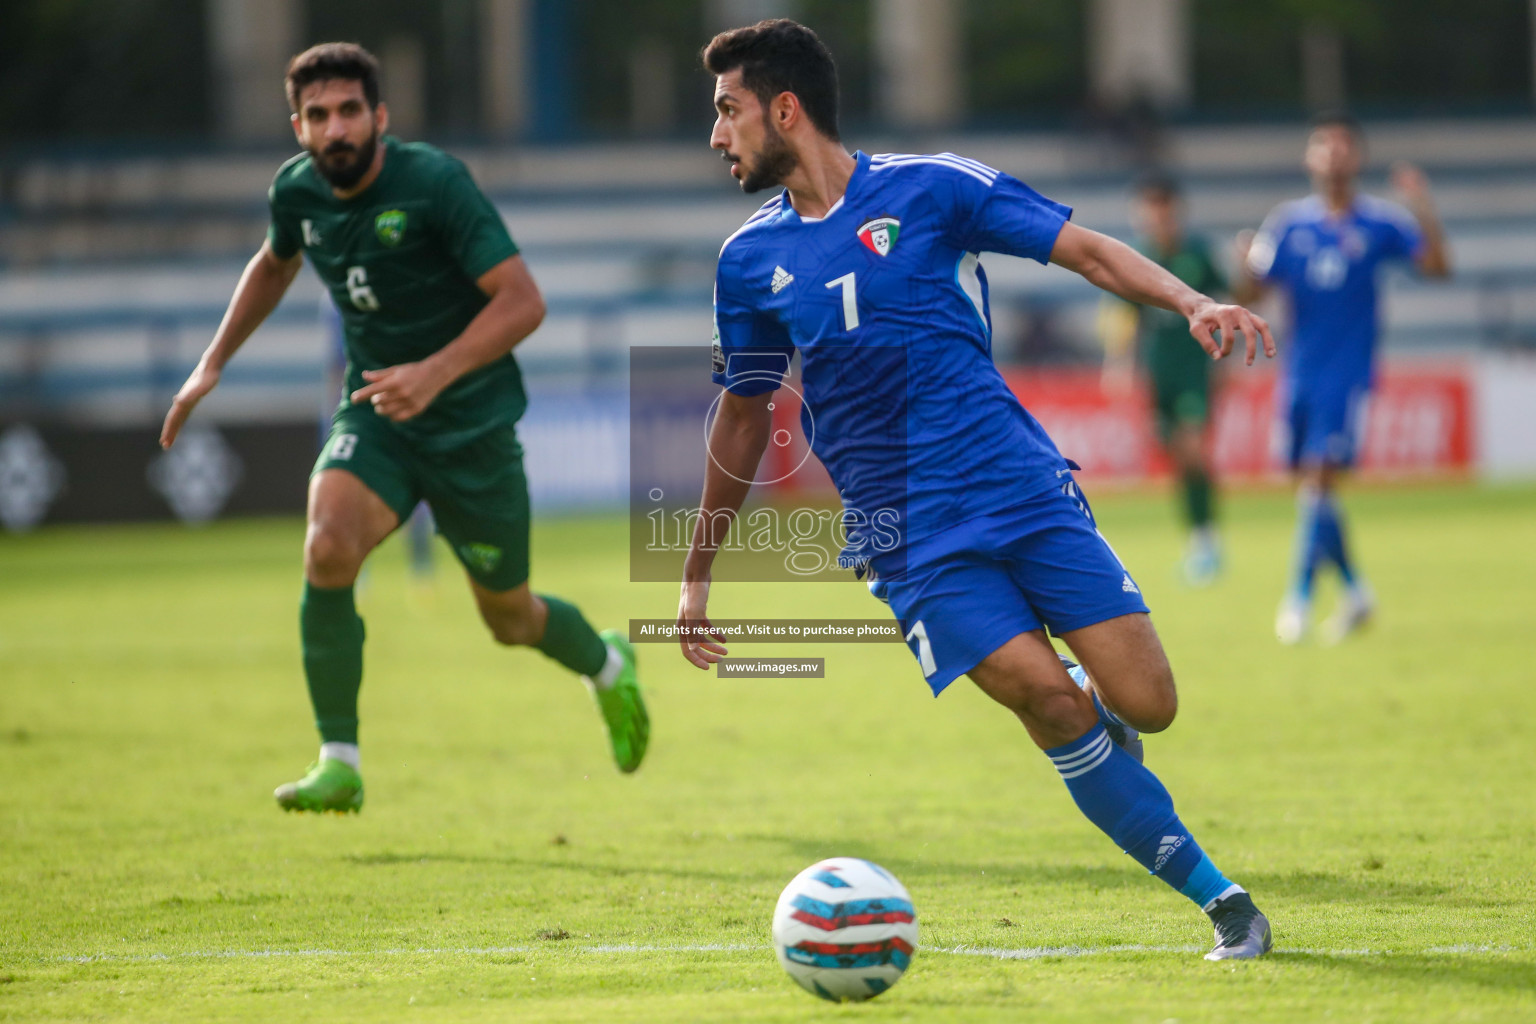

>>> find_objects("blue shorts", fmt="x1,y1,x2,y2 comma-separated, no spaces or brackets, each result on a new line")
1280,380,1370,469
867,476,1150,695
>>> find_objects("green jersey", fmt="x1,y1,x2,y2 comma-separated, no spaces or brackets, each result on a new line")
268,136,522,450
1133,234,1227,393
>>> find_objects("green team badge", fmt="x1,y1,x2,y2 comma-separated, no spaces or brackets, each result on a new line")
857,216,901,257
458,542,502,573
374,209,407,246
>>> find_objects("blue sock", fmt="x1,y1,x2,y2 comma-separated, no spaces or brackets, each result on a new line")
1288,488,1326,601
1314,493,1356,585
1046,724,1239,910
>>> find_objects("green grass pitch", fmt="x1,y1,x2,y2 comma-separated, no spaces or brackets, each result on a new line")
2,483,1533,1022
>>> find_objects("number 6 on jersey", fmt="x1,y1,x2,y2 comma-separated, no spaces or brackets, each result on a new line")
346,265,380,312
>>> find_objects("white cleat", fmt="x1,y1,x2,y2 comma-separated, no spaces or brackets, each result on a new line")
1205,891,1273,961
1275,597,1309,646
1323,583,1375,645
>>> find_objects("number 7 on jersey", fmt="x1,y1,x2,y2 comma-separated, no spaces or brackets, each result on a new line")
825,272,859,331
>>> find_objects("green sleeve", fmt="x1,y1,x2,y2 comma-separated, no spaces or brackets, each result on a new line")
267,184,301,260
434,159,519,281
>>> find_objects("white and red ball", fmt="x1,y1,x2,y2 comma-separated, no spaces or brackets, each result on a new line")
771,857,918,1002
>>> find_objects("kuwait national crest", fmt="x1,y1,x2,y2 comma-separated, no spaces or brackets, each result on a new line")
374,209,407,246
857,216,901,257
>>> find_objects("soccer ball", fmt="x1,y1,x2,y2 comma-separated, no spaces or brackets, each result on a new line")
771,857,918,1002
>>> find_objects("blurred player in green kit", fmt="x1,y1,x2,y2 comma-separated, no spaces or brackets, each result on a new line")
1100,174,1227,585
159,43,648,812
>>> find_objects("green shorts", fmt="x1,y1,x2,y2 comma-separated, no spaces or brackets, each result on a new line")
314,405,530,592
1152,382,1211,443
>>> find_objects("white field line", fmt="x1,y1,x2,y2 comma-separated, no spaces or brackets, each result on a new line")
940,943,1522,959
36,942,1523,966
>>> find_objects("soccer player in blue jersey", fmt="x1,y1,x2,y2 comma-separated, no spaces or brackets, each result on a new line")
675,20,1278,960
1236,113,1449,645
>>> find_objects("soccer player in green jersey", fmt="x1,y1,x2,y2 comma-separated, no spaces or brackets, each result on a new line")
159,43,648,812
1100,174,1227,585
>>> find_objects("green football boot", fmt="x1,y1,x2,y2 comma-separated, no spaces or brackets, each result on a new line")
592,629,649,773
274,758,364,814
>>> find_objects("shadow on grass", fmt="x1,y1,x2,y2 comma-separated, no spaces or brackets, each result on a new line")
1278,951,1536,995
342,840,1462,911
771,837,1458,905
339,845,1148,895
1236,869,1460,905
341,851,764,885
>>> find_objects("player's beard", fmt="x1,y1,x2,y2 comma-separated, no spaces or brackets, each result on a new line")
312,128,379,190
737,116,798,193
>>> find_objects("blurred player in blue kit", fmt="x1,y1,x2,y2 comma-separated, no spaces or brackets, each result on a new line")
676,20,1278,959
1236,113,1449,645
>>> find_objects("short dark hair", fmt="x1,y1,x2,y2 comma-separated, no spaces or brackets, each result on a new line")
701,19,840,141
285,42,381,114
1309,108,1363,140
1135,171,1182,202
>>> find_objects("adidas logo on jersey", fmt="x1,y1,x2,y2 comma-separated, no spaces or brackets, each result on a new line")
1154,834,1186,872
1122,574,1140,594
770,266,795,294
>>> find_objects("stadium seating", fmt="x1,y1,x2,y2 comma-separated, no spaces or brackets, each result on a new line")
2,118,1533,488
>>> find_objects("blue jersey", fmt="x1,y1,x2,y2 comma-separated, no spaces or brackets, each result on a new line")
1247,193,1422,390
711,151,1073,557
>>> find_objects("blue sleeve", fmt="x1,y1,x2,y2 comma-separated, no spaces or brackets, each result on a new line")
1375,202,1424,263
710,252,795,396
947,164,1072,264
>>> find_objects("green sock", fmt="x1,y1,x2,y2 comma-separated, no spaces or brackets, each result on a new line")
300,583,366,745
1183,468,1214,529
536,594,607,676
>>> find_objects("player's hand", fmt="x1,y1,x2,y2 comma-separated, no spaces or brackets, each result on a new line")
677,579,728,670
159,360,221,449
1234,229,1256,269
350,362,448,422
1187,299,1276,366
1391,161,1432,206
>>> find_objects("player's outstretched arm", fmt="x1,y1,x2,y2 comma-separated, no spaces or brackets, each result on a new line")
160,241,302,449
1392,162,1451,278
350,255,545,422
1050,222,1276,366
677,390,773,669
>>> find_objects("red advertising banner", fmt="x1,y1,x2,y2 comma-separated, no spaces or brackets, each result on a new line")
1005,363,1473,481
762,360,1472,493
